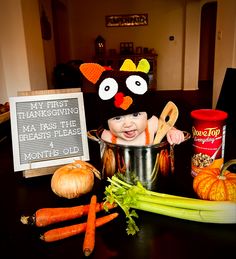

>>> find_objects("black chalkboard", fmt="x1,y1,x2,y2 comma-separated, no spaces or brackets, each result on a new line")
10,92,89,173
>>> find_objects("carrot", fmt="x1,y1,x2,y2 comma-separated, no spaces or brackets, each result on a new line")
20,201,115,227
83,195,97,257
40,212,119,242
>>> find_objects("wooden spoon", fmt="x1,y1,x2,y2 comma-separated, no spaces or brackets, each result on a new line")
153,101,179,144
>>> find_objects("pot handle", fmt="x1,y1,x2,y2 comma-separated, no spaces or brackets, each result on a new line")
170,131,191,148
87,129,100,143
169,131,191,173
183,131,191,142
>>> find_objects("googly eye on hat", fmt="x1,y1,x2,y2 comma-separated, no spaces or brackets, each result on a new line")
80,59,152,127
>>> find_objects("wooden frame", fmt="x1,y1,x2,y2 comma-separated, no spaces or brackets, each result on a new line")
9,89,89,177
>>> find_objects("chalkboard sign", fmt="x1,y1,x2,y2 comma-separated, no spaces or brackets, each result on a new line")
10,92,89,173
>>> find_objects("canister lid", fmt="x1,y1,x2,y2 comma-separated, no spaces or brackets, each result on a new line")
191,109,228,121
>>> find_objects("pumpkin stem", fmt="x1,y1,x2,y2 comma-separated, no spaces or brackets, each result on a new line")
220,159,236,176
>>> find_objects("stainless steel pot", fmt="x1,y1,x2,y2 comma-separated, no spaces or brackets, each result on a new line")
88,127,191,190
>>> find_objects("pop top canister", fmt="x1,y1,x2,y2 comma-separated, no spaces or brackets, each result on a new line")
190,109,228,177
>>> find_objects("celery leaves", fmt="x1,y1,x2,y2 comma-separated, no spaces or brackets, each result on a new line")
104,176,140,235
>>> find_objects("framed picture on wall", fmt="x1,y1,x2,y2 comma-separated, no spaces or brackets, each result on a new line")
105,14,148,27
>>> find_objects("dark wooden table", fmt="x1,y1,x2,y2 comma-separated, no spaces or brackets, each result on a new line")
0,93,235,259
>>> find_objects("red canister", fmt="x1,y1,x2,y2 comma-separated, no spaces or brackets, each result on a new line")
190,109,228,177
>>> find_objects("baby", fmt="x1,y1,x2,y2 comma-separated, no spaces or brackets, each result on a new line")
80,58,184,146
101,111,184,146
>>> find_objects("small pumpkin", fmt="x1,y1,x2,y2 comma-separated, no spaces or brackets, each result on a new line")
193,159,236,201
159,149,170,176
51,160,100,199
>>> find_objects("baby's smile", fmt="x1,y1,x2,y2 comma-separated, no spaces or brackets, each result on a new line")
122,129,137,139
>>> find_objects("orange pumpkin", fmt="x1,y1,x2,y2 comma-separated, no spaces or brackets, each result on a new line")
159,149,170,176
193,159,236,201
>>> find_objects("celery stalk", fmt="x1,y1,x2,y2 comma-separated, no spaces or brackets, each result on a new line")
136,194,235,211
132,200,236,224
104,175,236,235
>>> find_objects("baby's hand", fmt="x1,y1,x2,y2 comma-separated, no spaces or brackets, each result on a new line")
166,128,184,145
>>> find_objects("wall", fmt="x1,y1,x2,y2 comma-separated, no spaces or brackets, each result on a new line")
39,0,56,88
0,0,236,108
0,0,47,103
213,0,236,107
21,0,48,90
183,0,201,91
68,0,186,90
68,0,236,106
0,0,30,102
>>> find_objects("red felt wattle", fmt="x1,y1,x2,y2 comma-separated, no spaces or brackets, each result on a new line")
114,92,124,108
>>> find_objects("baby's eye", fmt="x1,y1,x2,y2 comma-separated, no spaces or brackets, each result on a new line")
126,75,148,95
132,112,140,117
98,78,118,100
113,116,122,121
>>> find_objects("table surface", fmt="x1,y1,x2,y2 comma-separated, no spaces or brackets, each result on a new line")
1,93,236,259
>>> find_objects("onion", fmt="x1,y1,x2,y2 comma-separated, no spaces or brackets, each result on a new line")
51,161,95,199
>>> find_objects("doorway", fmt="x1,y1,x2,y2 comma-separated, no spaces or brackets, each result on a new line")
51,0,71,64
198,2,217,90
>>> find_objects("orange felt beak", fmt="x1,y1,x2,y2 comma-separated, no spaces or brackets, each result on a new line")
120,96,133,110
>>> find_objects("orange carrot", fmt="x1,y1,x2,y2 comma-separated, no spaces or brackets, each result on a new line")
40,212,119,242
83,195,97,257
20,201,115,227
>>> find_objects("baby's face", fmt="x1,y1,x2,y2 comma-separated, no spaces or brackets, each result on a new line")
108,112,148,141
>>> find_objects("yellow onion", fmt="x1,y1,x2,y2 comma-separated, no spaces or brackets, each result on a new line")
51,160,99,199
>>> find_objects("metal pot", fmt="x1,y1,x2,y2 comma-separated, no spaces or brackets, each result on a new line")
88,127,191,190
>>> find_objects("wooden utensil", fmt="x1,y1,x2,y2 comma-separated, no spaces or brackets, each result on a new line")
153,101,179,144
